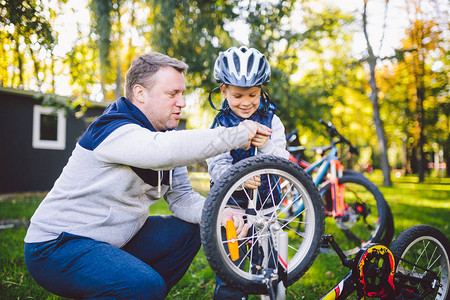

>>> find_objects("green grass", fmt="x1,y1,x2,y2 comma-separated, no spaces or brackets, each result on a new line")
368,172,450,237
1,173,449,299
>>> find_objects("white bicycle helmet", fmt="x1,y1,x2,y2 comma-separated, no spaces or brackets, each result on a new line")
214,46,271,87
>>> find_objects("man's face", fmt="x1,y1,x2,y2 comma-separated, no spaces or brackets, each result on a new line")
137,67,186,131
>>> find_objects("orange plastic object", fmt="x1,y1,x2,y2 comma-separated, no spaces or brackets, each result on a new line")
226,220,239,261
337,161,345,215
330,160,345,217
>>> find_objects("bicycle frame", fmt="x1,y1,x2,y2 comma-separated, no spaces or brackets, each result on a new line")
303,145,338,185
321,235,396,300
287,119,356,188
261,233,397,300
287,142,344,217
246,226,447,300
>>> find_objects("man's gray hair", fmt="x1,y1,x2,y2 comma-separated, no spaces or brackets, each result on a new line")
125,52,188,101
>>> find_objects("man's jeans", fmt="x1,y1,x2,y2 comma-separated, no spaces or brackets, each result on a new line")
24,215,200,299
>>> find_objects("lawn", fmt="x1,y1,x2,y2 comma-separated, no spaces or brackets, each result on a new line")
1,172,449,299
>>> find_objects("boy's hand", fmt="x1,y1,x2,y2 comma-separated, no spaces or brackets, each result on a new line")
252,133,270,147
244,175,261,189
252,123,271,147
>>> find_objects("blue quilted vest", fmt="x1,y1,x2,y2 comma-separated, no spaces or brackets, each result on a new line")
211,99,281,209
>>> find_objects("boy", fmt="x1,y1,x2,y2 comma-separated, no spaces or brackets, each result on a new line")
207,46,290,299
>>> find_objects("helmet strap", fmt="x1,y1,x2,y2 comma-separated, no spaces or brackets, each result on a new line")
261,87,269,111
208,84,224,111
261,87,277,112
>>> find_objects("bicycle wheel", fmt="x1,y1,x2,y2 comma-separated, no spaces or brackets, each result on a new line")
390,225,450,300
320,170,392,256
201,155,324,295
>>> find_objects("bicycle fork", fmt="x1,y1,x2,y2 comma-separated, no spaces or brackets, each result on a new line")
330,159,345,218
260,223,288,300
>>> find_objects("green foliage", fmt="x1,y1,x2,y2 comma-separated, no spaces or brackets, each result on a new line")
145,0,237,91
65,33,100,100
375,5,449,174
90,0,113,71
0,0,57,88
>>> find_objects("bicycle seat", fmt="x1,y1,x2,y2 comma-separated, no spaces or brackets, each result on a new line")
311,146,332,155
286,129,299,143
287,145,306,153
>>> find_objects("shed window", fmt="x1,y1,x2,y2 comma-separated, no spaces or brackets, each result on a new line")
32,105,66,150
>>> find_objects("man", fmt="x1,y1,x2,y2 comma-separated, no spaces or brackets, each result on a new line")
24,52,271,299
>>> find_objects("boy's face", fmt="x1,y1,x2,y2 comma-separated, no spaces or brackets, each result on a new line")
222,85,261,119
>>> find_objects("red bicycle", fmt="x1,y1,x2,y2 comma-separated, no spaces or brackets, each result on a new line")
284,120,394,255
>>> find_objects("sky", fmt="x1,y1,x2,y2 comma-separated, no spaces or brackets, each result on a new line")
51,0,412,57
330,0,410,58
47,0,419,97
215,0,411,59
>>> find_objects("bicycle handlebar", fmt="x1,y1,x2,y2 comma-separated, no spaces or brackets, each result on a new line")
285,121,359,156
319,119,358,155
286,128,299,143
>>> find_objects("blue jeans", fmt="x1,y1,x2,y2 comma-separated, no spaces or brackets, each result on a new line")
24,215,200,299
214,275,247,300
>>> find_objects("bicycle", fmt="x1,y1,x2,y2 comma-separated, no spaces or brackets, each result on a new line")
320,224,449,300
284,120,394,255
200,155,449,299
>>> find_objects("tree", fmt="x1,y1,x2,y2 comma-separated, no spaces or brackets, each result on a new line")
403,0,448,181
144,0,237,91
89,0,113,100
65,30,100,101
375,0,449,179
0,0,56,89
233,1,359,133
361,0,392,186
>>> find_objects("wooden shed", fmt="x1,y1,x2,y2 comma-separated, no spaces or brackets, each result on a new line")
0,87,107,193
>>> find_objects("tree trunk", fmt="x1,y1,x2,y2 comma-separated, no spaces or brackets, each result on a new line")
93,0,113,101
115,51,122,99
445,134,450,177
416,81,426,182
14,34,24,88
51,55,56,94
115,4,122,100
28,46,42,90
401,135,408,174
362,0,392,186
368,60,392,186
410,11,426,182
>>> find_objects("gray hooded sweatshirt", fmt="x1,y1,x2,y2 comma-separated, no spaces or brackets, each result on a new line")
25,97,248,248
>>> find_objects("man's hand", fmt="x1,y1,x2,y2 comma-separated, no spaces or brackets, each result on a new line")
244,175,261,189
238,120,271,150
221,207,250,239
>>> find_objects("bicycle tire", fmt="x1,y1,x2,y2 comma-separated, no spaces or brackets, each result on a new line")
201,155,324,294
379,201,394,246
390,225,450,300
319,170,392,256
344,170,395,249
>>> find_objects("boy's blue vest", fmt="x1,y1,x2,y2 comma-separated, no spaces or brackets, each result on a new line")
211,99,281,209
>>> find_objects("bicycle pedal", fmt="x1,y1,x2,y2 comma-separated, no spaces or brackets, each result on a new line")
320,239,331,248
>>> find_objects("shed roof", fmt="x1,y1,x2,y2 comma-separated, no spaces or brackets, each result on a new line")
0,86,109,109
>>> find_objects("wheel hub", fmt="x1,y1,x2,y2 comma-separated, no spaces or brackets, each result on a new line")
335,207,358,230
